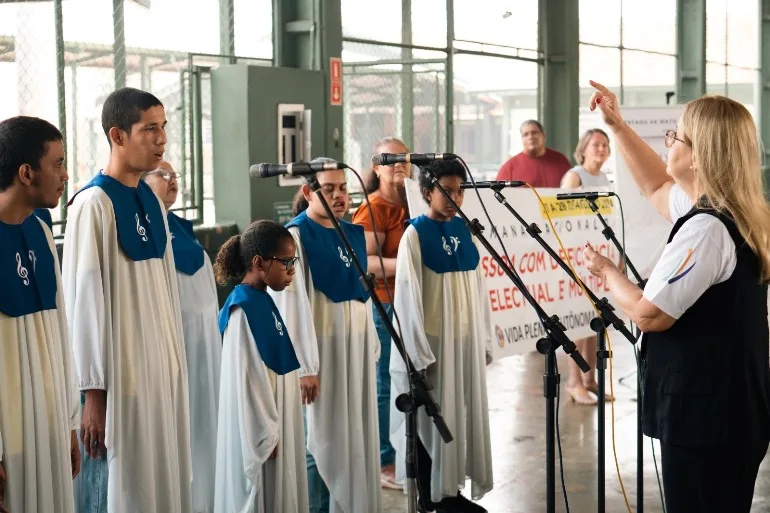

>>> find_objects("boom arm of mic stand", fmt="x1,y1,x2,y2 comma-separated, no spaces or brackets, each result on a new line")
585,198,644,286
308,182,453,444
492,190,638,346
424,173,590,372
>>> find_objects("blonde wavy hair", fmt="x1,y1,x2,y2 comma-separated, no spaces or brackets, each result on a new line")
682,95,770,282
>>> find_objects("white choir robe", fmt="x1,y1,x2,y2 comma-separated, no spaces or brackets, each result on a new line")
215,307,308,513
0,220,79,513
62,187,193,513
389,225,494,504
270,226,382,513
177,257,222,513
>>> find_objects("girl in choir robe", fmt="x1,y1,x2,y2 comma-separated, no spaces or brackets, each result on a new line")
213,219,309,513
390,160,493,513
143,162,222,513
271,165,382,513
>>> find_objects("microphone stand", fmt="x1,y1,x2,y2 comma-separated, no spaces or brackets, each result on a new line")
422,170,591,513
586,198,643,283
308,180,453,513
490,189,638,513
585,197,646,513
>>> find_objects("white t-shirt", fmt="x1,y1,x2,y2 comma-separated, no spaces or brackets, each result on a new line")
642,185,737,319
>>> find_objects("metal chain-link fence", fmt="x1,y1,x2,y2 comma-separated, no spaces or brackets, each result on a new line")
0,1,59,122
1,0,64,232
342,40,446,192
3,0,544,229
1,0,274,232
63,0,119,199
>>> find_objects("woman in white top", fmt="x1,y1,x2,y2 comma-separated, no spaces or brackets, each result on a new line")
560,129,614,405
561,129,611,190
582,80,770,513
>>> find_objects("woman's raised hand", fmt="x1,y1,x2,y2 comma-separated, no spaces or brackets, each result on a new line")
588,80,623,128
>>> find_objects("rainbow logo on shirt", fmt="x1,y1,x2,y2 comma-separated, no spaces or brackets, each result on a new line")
664,248,696,284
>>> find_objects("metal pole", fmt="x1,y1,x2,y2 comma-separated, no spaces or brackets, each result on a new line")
187,54,195,205
54,0,68,225
193,68,204,222
113,0,126,89
71,66,79,187
140,56,152,91
596,329,607,513
401,0,414,149
545,349,556,513
434,72,440,150
637,357,644,513
179,69,188,190
445,0,454,152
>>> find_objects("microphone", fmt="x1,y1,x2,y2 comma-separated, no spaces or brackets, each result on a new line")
460,181,526,190
371,153,458,166
250,160,346,178
555,191,616,200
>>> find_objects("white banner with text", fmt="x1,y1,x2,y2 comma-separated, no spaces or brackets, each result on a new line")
405,179,626,359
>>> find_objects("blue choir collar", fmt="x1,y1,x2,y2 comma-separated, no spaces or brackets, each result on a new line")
285,210,370,303
0,215,57,317
407,215,480,274
34,208,53,231
167,212,206,275
218,285,300,375
72,173,167,261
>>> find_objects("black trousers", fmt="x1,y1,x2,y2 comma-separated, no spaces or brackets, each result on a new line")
660,440,768,513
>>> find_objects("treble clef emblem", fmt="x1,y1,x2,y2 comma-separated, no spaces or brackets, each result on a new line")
135,213,148,242
28,250,37,273
338,246,351,267
273,311,284,336
16,252,30,286
441,236,452,256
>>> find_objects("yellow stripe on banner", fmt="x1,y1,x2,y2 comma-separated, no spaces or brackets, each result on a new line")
538,197,614,219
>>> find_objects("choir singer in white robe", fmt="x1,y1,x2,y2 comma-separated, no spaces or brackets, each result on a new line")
390,160,493,513
144,160,221,513
271,163,382,513
0,116,80,513
213,219,309,513
63,88,192,513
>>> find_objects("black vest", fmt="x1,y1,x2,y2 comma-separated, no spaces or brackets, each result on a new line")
641,206,770,447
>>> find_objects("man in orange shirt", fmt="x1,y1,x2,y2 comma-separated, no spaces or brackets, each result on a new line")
497,120,571,187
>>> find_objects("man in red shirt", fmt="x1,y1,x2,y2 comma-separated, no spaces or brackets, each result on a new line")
496,120,571,187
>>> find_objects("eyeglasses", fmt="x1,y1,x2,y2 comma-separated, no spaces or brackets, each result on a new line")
145,169,181,181
268,256,299,271
664,130,689,148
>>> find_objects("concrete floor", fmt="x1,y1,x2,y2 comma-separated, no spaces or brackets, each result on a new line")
381,335,770,512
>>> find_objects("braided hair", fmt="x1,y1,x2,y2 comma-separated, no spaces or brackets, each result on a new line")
213,219,294,285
